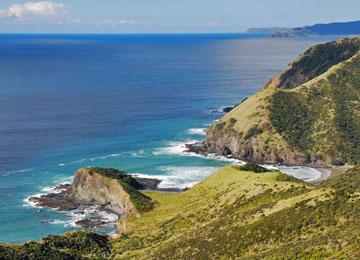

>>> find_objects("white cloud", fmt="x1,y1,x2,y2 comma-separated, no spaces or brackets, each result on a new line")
0,1,149,32
0,1,66,19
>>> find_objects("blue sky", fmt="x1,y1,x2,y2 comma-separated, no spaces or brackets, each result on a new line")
0,0,359,33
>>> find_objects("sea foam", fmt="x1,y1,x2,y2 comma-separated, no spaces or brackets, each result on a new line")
134,165,219,189
187,128,207,136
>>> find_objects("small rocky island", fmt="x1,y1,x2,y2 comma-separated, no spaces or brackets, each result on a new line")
30,167,160,228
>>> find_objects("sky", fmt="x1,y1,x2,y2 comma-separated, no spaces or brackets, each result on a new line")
0,0,359,33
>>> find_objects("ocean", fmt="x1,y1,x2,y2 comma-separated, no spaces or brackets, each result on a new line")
0,34,338,243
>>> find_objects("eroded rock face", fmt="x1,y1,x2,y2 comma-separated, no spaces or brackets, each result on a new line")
69,169,140,217
29,167,159,226
202,125,306,165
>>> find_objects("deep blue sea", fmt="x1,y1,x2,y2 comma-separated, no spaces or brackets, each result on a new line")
0,34,339,243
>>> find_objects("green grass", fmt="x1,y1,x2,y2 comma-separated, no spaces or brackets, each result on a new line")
110,166,360,259
4,166,360,259
109,166,329,259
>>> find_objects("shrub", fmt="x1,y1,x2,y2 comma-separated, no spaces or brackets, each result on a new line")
331,158,346,166
244,125,263,140
236,163,272,173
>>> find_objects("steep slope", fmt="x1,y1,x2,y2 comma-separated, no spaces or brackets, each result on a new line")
3,165,360,258
70,167,156,216
29,167,156,219
110,165,330,258
111,165,360,259
204,37,360,165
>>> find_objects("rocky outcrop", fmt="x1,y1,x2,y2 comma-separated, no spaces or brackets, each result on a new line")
202,127,306,165
69,168,141,217
30,167,157,226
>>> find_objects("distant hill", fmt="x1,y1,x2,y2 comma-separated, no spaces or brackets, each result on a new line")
246,27,287,35
272,20,360,37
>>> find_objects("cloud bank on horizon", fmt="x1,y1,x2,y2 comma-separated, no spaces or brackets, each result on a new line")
0,0,359,33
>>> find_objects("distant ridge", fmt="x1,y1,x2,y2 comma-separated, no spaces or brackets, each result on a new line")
248,20,360,37
273,20,360,37
246,27,287,35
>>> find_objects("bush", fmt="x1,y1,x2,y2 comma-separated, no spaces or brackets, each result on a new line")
0,231,111,259
331,158,346,166
236,163,272,173
244,125,263,140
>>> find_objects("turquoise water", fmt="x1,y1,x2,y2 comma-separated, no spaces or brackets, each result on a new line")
0,34,338,243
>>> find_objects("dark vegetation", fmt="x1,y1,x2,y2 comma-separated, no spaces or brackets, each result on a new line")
236,163,272,173
118,181,156,213
278,38,360,88
0,231,111,260
270,91,314,152
270,38,360,164
89,167,155,213
328,59,360,163
88,167,143,189
244,125,263,140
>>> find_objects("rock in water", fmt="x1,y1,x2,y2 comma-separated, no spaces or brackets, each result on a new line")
30,167,157,224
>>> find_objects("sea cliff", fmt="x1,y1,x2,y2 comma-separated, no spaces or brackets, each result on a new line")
30,167,157,227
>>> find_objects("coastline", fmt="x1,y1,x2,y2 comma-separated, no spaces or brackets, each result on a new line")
314,165,352,182
22,127,350,240
184,141,349,183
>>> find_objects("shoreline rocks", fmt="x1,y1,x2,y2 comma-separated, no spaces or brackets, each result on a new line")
185,141,340,172
211,106,236,114
29,167,162,228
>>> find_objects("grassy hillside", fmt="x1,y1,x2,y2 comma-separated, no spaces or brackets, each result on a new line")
271,47,360,164
278,37,360,88
205,37,360,165
110,166,330,259
111,165,360,259
3,165,360,258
